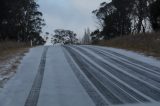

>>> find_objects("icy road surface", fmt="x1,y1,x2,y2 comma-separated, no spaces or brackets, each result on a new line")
0,45,160,106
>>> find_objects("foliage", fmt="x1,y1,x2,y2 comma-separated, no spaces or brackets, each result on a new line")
149,0,160,31
0,0,45,45
96,32,160,57
90,29,100,41
92,0,160,41
53,29,78,44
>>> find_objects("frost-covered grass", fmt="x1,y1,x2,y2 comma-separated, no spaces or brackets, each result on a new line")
0,41,29,87
95,32,160,57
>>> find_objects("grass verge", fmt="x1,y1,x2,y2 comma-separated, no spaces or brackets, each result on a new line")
93,32,160,57
0,41,30,87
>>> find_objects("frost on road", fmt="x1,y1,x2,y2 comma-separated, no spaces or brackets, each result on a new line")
0,45,160,106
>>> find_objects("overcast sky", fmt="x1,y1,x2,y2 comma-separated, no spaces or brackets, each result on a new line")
38,0,110,38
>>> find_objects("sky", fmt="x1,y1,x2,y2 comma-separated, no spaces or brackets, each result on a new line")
38,0,110,38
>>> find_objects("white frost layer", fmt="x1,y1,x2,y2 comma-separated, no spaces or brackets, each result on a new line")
38,46,95,106
93,45,160,68
111,102,160,106
0,46,44,106
72,46,155,102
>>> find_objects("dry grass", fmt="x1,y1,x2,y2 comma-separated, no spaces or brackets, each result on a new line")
94,32,160,57
0,41,30,87
0,41,29,55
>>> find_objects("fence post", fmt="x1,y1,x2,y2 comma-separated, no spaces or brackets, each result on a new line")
31,40,32,47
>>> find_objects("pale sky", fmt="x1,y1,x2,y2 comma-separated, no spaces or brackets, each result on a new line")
38,0,110,38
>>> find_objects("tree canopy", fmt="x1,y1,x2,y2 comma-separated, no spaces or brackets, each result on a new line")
53,29,78,44
0,0,45,45
92,0,160,41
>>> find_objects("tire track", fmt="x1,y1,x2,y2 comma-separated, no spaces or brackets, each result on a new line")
74,46,160,101
65,46,149,104
86,46,160,76
62,46,109,106
91,46,160,75
83,46,160,88
24,46,48,106
66,46,126,104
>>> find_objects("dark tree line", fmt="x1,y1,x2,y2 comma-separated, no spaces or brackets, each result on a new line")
0,0,45,45
91,0,160,40
150,0,160,31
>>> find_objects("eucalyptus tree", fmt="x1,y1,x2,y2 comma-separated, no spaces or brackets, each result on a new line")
0,0,45,45
53,29,78,44
149,0,160,31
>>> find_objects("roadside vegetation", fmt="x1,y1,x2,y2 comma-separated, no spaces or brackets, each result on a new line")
0,41,29,87
0,0,45,59
0,41,29,51
88,0,160,57
0,41,29,58
0,0,46,87
0,0,45,45
52,29,78,44
93,32,160,57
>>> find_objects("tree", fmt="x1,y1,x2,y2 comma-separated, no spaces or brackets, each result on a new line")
92,1,132,40
0,0,45,45
149,0,160,31
130,0,149,33
53,29,78,44
112,0,134,35
90,29,100,41
82,28,91,44
92,0,158,40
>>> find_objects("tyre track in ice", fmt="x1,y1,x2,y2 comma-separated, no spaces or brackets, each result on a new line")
24,46,48,106
65,46,144,104
64,46,123,105
85,45,160,77
75,46,160,102
70,46,158,102
71,46,156,102
89,46,160,76
62,47,109,106
65,46,154,104
83,46,160,88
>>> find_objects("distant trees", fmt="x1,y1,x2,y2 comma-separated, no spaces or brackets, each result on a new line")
92,0,160,41
0,0,45,45
90,29,100,41
82,28,91,44
53,29,78,44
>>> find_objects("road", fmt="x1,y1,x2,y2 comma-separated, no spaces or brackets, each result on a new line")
0,45,160,106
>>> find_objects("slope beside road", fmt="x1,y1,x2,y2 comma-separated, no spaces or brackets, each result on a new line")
0,45,160,106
